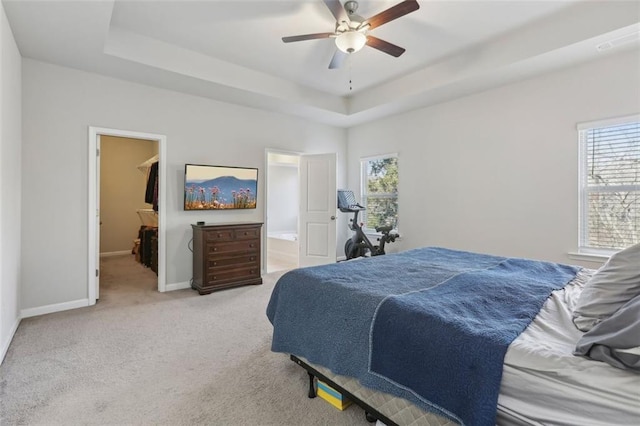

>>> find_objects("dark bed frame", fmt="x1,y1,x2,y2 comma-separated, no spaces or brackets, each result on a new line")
290,355,399,426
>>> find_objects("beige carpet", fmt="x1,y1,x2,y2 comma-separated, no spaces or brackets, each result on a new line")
0,255,370,425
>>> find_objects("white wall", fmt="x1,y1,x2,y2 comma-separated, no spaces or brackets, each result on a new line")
15,34,639,319
21,59,347,311
0,2,22,363
347,50,640,267
267,164,298,234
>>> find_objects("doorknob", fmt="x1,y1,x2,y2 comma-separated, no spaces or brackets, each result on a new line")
330,216,336,220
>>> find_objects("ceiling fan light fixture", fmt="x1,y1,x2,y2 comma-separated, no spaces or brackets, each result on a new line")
335,31,367,53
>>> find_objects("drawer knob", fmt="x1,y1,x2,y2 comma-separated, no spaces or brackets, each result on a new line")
213,248,217,251
213,276,217,280
213,262,217,266
249,244,254,248
250,256,255,261
217,233,222,237
244,232,248,235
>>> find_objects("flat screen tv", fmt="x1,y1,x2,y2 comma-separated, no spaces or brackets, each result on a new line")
184,164,258,210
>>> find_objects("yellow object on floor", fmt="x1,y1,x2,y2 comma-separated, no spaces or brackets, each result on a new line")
132,239,141,263
317,381,352,411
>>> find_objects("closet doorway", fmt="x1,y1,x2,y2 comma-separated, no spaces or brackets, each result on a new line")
265,151,300,273
88,127,167,305
100,136,158,299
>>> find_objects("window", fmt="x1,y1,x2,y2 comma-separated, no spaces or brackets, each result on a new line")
578,115,639,253
360,154,398,232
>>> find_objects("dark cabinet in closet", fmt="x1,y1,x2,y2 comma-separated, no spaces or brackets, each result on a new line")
138,226,158,275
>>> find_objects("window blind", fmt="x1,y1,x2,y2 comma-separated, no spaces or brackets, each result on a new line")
580,121,639,251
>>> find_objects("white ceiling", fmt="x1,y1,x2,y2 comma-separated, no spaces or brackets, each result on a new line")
3,0,640,127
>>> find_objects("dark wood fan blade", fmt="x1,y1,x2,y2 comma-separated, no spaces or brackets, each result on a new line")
328,49,348,69
365,0,419,30
366,36,405,57
323,0,349,23
282,33,334,43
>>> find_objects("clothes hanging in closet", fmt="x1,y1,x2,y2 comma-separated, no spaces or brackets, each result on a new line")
145,161,159,211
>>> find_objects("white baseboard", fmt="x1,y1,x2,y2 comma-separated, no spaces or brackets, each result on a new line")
19,282,189,321
100,250,132,258
1,316,21,365
165,281,191,292
20,299,90,319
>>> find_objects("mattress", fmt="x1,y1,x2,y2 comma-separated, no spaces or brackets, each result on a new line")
498,269,640,425
298,269,640,425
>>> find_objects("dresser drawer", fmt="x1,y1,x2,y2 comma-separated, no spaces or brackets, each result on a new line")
207,254,259,270
206,266,260,285
234,227,261,240
208,239,258,255
205,229,235,242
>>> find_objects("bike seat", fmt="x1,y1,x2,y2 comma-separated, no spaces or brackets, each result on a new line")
375,225,393,233
339,204,366,212
338,190,366,212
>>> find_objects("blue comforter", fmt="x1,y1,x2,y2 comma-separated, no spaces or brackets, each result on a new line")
266,247,579,425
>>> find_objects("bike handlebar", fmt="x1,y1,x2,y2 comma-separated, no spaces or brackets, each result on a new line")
375,225,393,233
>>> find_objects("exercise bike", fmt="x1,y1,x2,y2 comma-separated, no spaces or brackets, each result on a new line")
337,190,399,260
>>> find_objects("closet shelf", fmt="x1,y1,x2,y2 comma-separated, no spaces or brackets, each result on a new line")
137,154,159,173
137,208,158,227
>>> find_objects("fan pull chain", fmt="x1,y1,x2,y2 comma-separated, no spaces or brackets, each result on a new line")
349,55,353,91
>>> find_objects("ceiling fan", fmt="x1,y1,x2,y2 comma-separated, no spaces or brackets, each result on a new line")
282,0,420,69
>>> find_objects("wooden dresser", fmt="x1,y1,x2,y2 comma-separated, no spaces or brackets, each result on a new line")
191,222,263,295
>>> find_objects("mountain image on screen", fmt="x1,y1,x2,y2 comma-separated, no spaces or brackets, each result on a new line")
185,175,257,210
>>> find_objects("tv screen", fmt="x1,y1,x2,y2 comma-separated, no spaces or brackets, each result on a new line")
184,164,258,210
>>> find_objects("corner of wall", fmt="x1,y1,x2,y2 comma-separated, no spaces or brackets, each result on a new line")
0,317,21,365
0,0,23,366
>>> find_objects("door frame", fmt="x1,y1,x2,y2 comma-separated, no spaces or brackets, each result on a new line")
263,148,302,273
88,126,167,305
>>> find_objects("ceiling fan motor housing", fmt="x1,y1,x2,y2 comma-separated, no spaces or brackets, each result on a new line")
344,1,359,15
335,0,367,54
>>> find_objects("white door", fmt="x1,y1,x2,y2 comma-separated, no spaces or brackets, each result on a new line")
95,135,101,300
299,153,337,267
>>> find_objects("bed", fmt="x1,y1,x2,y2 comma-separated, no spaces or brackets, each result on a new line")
266,246,640,426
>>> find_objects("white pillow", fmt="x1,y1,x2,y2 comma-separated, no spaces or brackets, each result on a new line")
573,243,640,331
